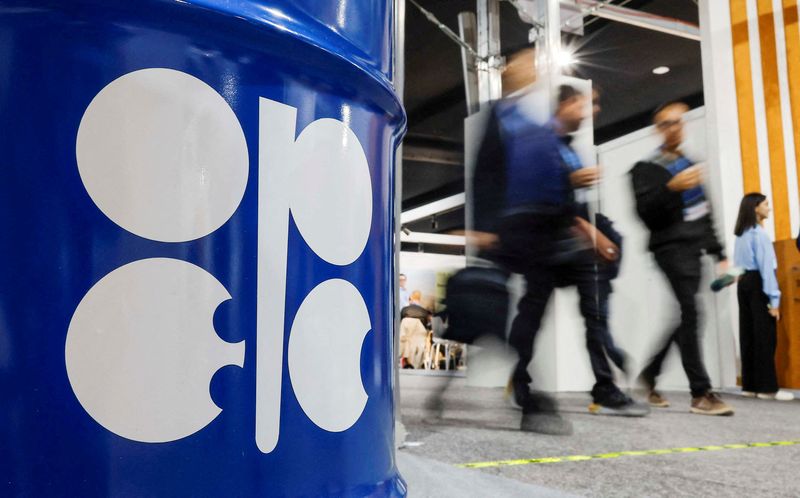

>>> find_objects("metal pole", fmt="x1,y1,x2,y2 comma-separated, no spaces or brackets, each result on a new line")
536,0,562,115
458,12,480,115
392,0,407,450
476,0,502,109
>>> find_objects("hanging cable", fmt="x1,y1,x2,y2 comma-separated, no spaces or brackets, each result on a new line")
407,0,485,61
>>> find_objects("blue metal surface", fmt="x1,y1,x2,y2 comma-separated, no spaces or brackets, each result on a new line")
0,1,406,496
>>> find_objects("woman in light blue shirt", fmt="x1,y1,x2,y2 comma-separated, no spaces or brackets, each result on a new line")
733,193,793,401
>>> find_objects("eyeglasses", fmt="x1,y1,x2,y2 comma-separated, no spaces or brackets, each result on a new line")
656,119,682,130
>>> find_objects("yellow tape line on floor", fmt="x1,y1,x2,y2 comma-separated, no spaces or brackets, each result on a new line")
457,440,800,469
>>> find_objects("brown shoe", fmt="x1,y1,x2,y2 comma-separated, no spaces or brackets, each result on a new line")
691,392,734,416
648,390,670,408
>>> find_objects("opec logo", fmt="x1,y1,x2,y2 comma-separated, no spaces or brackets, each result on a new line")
65,68,374,453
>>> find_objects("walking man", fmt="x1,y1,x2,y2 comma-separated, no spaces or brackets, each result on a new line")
630,102,734,416
504,85,647,423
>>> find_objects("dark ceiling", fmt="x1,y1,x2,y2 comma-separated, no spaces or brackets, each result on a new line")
401,0,703,249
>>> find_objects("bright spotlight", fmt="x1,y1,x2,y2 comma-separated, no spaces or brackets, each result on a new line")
556,49,576,68
652,66,670,75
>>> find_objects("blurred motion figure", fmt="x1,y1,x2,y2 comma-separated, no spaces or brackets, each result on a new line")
470,48,647,433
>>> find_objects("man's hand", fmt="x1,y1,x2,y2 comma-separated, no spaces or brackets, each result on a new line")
570,166,601,188
717,259,730,275
667,165,703,192
572,217,619,263
768,307,781,321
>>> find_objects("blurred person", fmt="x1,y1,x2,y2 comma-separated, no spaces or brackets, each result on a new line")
572,86,637,408
462,47,578,433
398,273,410,308
400,290,434,369
401,290,432,329
504,85,647,420
471,47,650,433
630,102,734,416
733,194,793,401
398,315,429,369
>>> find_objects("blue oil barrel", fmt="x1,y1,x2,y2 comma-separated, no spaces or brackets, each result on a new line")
0,1,406,496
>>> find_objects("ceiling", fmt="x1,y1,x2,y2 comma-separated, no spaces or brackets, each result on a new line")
401,0,703,250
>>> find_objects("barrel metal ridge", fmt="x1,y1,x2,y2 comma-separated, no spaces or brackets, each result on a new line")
174,0,407,129
0,0,408,131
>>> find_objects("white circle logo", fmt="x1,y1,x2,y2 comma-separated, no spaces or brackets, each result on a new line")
288,279,371,432
289,119,372,266
66,258,245,443
76,68,249,242
68,70,375,452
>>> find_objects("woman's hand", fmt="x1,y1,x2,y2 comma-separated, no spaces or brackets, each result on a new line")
768,307,781,321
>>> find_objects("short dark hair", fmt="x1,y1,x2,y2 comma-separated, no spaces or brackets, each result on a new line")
558,84,582,105
734,192,767,236
652,101,688,120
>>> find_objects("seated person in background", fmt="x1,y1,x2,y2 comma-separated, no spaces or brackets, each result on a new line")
400,290,432,329
399,316,429,369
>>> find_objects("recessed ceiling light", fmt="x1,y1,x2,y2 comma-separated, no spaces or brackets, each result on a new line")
652,66,670,75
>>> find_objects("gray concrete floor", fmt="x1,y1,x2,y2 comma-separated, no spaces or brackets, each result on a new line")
398,373,800,497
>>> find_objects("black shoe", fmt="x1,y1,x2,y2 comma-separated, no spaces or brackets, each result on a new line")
515,389,572,435
590,385,650,417
520,412,573,435
514,387,559,413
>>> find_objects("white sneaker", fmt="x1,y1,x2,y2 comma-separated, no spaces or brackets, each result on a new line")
741,391,757,398
756,391,795,401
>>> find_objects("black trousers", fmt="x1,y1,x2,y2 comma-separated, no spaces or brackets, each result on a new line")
738,271,779,393
640,245,712,397
508,263,620,408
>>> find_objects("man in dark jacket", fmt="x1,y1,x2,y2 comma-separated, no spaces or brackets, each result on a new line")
630,101,734,416
473,79,648,434
507,86,645,419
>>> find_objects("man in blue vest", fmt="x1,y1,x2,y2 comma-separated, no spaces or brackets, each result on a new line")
474,52,648,434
